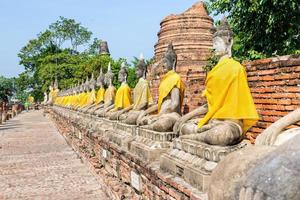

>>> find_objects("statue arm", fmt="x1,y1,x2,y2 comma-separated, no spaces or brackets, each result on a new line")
135,102,148,111
173,104,208,134
169,88,180,112
104,104,115,112
256,108,300,146
136,104,158,125
116,105,134,119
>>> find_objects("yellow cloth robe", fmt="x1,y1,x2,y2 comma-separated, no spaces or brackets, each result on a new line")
114,83,132,109
133,78,153,110
78,92,87,108
86,90,96,106
95,87,105,104
158,70,185,112
52,89,59,103
104,86,116,106
198,58,259,133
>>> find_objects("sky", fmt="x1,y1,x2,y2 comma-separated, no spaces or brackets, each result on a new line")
0,0,207,78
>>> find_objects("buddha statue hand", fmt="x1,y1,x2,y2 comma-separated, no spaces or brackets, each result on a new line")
174,104,208,134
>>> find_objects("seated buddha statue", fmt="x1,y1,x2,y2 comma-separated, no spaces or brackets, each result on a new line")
52,78,60,104
137,43,185,132
175,17,259,146
86,68,106,113
94,63,116,116
81,74,97,112
105,62,132,119
114,54,153,124
47,81,54,105
74,80,87,110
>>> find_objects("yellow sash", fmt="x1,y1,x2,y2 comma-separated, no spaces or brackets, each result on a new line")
158,70,185,112
114,83,132,109
95,87,105,104
133,78,153,109
104,86,116,106
198,58,259,132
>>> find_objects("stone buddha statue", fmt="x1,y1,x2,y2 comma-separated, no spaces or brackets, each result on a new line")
112,54,153,124
74,80,86,110
47,81,54,105
94,63,116,116
137,43,185,132
43,92,48,105
52,77,60,104
105,62,132,119
86,68,106,113
81,74,97,112
175,17,259,146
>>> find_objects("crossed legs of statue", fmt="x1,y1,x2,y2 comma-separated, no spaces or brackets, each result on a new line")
180,119,243,146
141,112,181,132
119,110,140,125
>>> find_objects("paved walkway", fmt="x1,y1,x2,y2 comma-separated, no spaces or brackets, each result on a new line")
0,110,109,200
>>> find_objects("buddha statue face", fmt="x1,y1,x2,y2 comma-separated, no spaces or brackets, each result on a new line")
136,54,146,79
162,43,177,73
89,74,96,90
96,68,105,87
105,65,114,86
213,17,233,57
118,62,128,83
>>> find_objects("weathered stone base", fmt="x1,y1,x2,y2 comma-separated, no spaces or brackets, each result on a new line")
49,107,208,200
160,139,248,192
130,128,178,162
107,123,137,151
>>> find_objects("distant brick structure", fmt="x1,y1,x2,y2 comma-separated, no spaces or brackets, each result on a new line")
245,55,300,141
147,2,213,113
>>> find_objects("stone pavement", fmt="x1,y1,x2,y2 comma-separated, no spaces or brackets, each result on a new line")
0,110,109,200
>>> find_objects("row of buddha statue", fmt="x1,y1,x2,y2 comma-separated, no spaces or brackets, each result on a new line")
52,17,258,148
48,17,300,200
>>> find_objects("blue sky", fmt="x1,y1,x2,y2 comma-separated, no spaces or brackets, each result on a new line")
0,0,208,77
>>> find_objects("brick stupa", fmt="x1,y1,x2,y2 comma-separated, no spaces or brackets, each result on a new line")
148,1,214,113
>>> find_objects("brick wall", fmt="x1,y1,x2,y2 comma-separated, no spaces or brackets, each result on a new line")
245,55,300,141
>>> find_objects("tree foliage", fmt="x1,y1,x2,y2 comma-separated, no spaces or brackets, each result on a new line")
16,17,143,102
207,0,300,60
0,76,15,102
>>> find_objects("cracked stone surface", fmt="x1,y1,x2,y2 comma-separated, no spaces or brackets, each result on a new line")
0,110,109,200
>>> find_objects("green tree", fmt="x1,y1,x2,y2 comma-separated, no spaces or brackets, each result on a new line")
0,76,15,102
207,0,300,59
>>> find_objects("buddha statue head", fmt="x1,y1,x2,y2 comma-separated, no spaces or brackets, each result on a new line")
84,76,89,92
96,67,105,87
49,81,54,91
105,62,114,86
162,43,177,73
136,53,147,79
54,77,58,90
79,80,85,93
118,62,128,83
89,73,96,90
213,17,234,58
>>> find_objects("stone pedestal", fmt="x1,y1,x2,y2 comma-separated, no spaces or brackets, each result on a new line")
107,122,137,150
130,128,178,162
160,139,248,192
